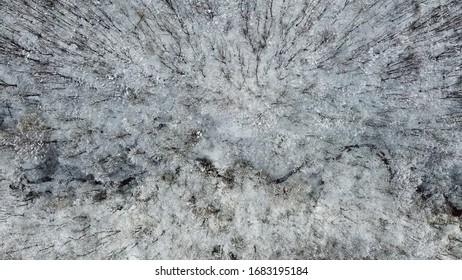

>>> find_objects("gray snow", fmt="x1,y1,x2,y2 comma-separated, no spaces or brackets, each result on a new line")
0,0,461,259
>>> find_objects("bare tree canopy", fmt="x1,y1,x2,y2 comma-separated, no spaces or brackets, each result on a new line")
1,0,461,259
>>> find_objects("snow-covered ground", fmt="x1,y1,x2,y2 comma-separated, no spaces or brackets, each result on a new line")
1,0,461,259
